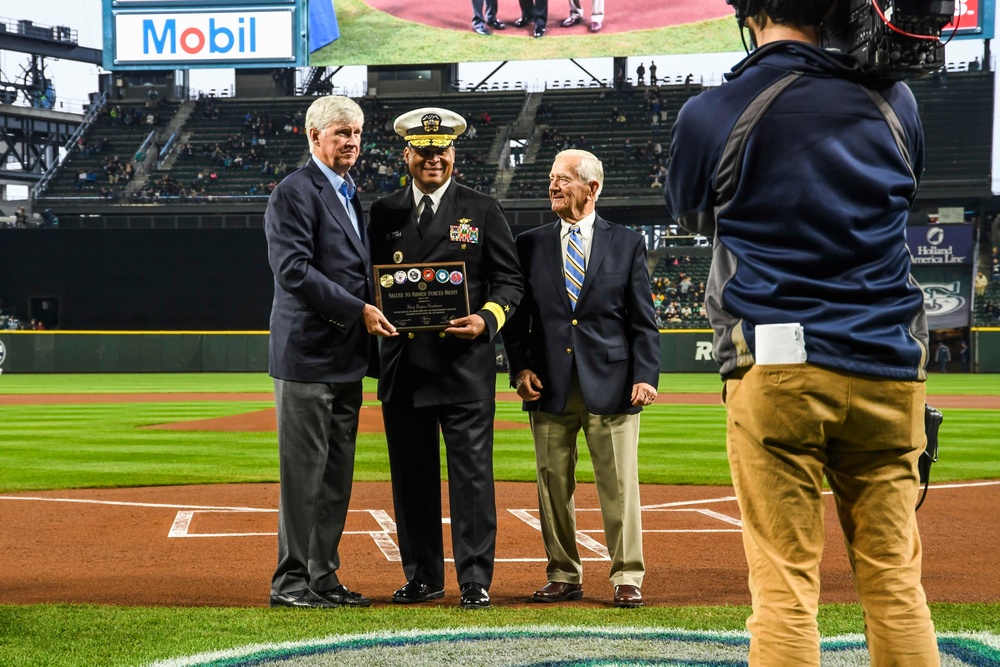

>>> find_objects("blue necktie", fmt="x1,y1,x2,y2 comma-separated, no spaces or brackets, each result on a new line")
339,181,361,239
565,224,585,309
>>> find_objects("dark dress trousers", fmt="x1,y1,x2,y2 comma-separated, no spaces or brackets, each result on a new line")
368,181,523,591
519,0,548,28
264,157,377,595
471,0,500,28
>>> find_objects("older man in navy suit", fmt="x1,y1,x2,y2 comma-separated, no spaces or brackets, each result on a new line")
264,95,397,609
505,149,660,608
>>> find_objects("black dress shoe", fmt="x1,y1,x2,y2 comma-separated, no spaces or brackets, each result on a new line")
533,581,583,602
269,589,338,608
533,25,546,38
392,580,445,604
487,18,506,30
314,584,372,607
560,16,582,27
473,24,491,35
460,582,491,609
514,17,530,28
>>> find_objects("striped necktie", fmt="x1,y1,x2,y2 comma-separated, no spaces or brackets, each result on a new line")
565,224,585,309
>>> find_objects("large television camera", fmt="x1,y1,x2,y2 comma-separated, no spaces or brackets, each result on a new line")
822,0,956,78
728,0,956,79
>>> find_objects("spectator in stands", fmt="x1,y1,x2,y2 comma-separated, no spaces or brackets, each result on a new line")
636,62,646,85
664,1,938,664
15,207,28,228
649,61,658,85
976,271,989,296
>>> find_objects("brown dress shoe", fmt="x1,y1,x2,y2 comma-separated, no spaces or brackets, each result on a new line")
533,581,583,602
613,584,643,608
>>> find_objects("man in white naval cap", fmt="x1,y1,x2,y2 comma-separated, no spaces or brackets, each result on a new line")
368,107,523,609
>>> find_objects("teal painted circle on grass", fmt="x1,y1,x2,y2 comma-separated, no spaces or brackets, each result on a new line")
147,627,1000,667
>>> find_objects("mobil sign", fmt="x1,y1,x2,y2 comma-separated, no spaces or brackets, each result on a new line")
110,7,301,68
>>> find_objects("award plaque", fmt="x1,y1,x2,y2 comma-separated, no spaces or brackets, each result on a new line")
373,261,471,331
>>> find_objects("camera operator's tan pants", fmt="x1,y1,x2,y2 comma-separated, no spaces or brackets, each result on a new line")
724,363,939,667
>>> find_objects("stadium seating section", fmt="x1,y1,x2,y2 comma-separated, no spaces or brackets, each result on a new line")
33,70,990,205
650,253,711,329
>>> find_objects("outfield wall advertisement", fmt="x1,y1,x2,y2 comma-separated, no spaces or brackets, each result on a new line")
907,225,976,331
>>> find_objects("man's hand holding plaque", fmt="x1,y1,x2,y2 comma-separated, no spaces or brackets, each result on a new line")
373,261,471,331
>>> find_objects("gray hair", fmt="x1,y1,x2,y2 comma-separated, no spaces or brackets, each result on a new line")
305,95,364,143
555,149,604,200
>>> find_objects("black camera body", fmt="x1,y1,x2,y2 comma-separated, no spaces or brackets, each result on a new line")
726,0,955,78
822,0,955,78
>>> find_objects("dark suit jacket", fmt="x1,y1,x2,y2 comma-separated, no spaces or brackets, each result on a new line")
369,181,523,408
505,215,660,415
264,158,377,383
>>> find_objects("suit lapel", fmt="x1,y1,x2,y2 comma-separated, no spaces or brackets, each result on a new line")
577,216,611,307
307,161,367,262
542,221,570,310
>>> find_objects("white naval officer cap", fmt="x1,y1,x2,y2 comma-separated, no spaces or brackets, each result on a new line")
393,107,467,148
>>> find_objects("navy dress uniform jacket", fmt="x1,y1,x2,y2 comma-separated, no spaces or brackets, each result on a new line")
369,182,523,405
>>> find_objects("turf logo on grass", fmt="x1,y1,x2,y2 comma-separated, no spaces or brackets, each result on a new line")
144,626,1000,666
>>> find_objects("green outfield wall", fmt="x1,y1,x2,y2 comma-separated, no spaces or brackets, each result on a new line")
1,330,997,373
0,332,269,373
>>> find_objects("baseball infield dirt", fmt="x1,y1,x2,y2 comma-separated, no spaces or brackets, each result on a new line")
1,390,996,608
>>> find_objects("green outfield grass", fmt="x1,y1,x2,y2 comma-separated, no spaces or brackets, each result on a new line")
311,0,740,67
0,373,998,492
1,372,998,667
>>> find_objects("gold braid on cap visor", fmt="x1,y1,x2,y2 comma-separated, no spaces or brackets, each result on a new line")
406,134,457,148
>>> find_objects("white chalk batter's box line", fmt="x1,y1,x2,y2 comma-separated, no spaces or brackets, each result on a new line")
6,481,996,564
165,505,743,563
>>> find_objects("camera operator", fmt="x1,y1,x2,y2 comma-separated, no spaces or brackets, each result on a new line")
664,1,939,665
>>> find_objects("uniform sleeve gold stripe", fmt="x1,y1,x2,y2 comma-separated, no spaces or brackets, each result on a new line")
482,302,506,330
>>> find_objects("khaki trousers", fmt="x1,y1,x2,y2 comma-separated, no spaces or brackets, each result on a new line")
568,0,604,21
529,376,643,588
724,363,939,667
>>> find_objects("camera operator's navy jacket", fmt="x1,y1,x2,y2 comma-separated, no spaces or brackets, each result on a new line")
665,41,929,380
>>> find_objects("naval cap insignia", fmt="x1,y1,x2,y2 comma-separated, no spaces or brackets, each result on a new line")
421,114,442,133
